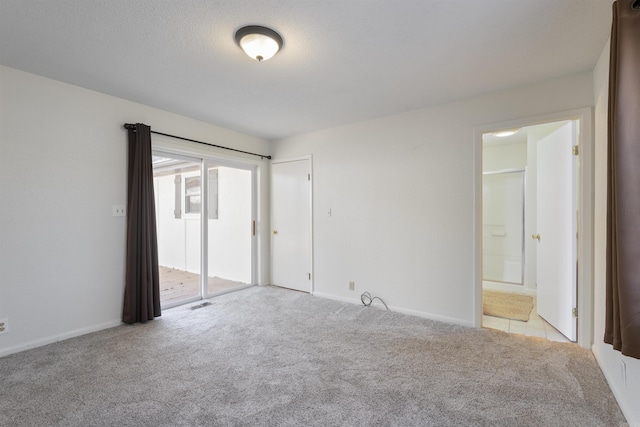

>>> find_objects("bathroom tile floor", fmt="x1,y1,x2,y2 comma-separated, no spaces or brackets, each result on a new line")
482,297,571,343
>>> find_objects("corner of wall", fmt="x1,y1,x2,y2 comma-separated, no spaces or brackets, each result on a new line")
591,35,639,426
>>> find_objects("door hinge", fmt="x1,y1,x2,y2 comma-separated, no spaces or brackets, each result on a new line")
572,146,579,156
307,273,311,280
572,307,578,318
308,173,311,181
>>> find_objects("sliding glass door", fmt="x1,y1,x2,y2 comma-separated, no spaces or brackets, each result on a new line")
153,152,255,308
205,163,253,295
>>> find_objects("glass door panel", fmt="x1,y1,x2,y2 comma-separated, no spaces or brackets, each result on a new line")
206,165,253,295
153,154,202,307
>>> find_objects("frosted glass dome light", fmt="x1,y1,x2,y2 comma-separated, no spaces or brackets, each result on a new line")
492,129,519,138
235,25,283,62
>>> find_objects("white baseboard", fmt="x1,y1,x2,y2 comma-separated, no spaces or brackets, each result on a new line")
312,292,473,328
312,291,362,305
0,319,122,358
592,344,638,426
388,304,474,327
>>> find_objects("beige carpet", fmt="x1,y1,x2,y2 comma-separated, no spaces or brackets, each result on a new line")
0,286,626,426
483,290,534,321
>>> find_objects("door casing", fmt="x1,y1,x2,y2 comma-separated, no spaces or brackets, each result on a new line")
474,108,593,348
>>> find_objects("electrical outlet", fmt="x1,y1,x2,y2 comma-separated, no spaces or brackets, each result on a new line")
620,360,627,386
0,318,8,335
349,281,355,291
112,205,126,217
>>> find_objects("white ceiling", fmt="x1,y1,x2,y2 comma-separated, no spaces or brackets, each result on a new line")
0,0,613,140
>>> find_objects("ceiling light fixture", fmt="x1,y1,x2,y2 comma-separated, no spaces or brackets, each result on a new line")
492,129,519,138
234,25,283,62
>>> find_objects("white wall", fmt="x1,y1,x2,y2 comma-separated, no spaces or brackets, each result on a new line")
482,142,527,172
0,65,270,357
591,40,640,426
271,72,594,326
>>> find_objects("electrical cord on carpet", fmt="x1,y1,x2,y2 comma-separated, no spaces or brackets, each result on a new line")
361,292,389,310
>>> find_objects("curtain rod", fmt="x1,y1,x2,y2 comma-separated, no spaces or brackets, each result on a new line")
123,123,271,160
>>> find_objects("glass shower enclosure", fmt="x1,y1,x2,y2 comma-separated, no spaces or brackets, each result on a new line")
482,170,525,285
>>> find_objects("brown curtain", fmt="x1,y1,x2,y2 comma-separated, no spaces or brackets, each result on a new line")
123,123,161,324
605,0,640,359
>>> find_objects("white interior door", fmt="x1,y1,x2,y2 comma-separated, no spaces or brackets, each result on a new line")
536,122,577,341
271,158,312,292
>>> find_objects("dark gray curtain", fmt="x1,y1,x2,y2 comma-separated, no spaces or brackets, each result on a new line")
605,0,640,359
123,123,161,324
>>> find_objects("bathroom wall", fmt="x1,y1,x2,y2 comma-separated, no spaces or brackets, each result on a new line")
482,142,527,171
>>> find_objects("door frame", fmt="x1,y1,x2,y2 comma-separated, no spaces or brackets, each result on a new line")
270,155,314,293
473,108,593,348
152,137,262,308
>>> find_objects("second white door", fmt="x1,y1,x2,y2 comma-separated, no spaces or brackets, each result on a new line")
271,158,312,292
536,121,577,341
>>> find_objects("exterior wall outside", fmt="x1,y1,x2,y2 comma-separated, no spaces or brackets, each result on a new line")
207,167,252,284
155,167,252,284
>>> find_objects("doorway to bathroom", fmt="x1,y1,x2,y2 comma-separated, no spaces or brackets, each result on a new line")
480,118,581,343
